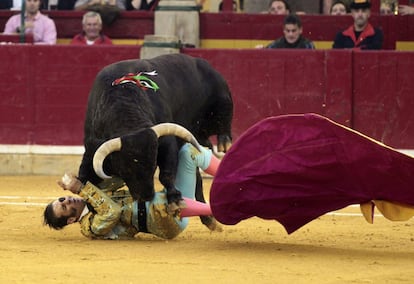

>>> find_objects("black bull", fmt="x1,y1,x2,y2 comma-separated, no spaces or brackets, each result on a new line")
78,54,233,227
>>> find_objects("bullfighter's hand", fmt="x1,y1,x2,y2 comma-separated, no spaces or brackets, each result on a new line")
57,173,83,194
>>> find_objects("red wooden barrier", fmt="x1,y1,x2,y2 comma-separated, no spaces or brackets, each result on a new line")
353,51,414,147
1,45,413,148
0,45,141,145
184,48,352,132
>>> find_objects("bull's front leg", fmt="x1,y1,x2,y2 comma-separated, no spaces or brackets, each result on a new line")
157,137,183,209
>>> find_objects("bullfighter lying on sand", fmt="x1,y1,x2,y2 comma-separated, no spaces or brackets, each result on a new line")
44,143,220,240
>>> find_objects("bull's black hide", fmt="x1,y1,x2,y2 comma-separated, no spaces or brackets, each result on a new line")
78,54,233,218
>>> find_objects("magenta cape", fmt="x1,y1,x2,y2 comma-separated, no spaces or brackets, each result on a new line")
210,113,414,234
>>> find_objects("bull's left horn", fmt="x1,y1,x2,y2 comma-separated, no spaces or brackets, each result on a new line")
151,123,202,152
93,138,122,179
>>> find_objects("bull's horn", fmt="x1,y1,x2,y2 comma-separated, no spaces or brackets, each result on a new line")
93,138,122,179
151,123,202,152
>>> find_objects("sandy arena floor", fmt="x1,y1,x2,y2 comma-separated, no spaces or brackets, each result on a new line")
1,175,414,283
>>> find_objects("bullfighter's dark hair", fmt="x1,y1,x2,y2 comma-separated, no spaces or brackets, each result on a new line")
43,202,70,230
283,14,302,28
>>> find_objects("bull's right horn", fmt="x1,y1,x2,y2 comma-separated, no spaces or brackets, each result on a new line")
151,123,202,152
93,138,122,179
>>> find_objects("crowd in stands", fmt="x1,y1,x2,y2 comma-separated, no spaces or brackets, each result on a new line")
0,0,158,11
1,0,413,14
1,0,413,46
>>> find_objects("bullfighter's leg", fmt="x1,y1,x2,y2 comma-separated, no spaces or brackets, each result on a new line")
180,197,212,217
173,143,222,231
195,153,223,230
174,143,215,198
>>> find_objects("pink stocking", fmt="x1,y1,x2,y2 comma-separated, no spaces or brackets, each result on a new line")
180,197,212,217
204,154,220,176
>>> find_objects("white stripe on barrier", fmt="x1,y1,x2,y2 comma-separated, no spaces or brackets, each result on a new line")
0,144,412,157
0,145,85,155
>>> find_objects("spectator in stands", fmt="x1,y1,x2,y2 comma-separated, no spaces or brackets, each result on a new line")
398,4,414,15
333,0,383,50
330,0,349,15
3,0,57,44
125,0,158,10
267,0,290,15
257,14,315,49
75,0,125,25
380,1,395,15
70,11,112,45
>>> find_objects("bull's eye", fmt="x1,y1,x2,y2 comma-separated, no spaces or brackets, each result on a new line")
133,159,138,163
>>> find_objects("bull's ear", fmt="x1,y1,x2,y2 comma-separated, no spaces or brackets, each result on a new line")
120,129,158,153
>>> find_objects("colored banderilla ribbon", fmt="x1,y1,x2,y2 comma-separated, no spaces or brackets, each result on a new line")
112,71,160,91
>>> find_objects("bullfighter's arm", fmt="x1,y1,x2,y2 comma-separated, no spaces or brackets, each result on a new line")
59,175,122,238
78,182,122,238
97,177,127,196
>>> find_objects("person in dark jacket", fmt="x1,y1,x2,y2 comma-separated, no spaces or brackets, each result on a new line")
333,0,383,50
265,14,315,49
